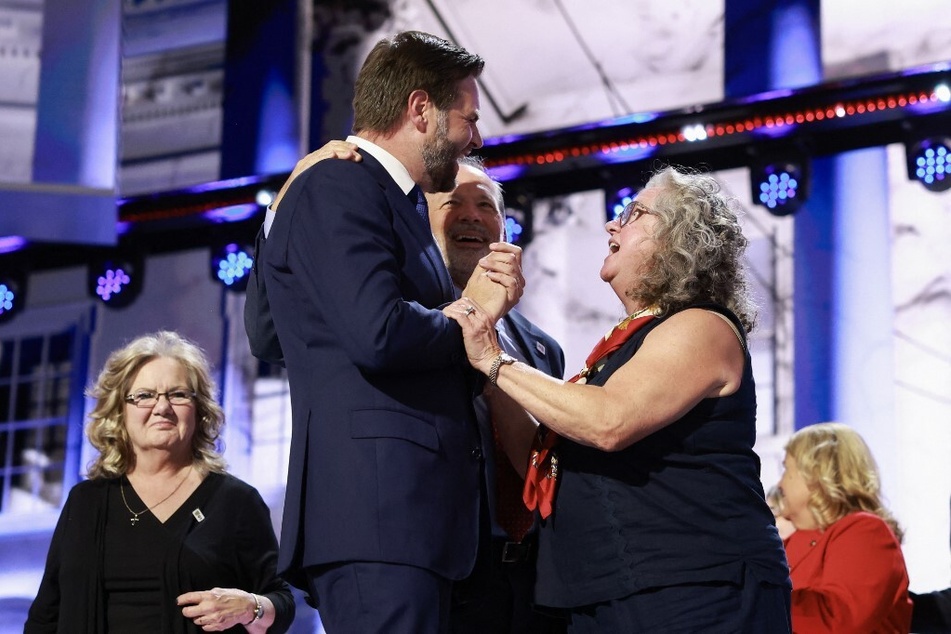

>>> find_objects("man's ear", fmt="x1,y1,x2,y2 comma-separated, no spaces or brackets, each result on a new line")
408,89,431,132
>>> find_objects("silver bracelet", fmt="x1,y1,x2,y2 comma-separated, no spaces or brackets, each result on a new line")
245,594,263,625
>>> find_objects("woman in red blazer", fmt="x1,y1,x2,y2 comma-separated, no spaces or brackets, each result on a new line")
779,422,912,633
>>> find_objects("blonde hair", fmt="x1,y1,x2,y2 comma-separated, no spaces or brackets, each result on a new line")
784,422,903,542
632,166,756,333
85,331,226,479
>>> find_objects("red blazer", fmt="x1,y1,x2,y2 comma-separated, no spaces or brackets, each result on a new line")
785,511,912,633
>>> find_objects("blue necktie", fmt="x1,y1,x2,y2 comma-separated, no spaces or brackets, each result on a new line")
409,185,429,224
409,184,454,297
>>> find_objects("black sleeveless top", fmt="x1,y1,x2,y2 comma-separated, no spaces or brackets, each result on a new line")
535,304,790,608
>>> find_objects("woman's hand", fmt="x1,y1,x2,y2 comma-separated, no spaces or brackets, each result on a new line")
177,587,259,631
444,297,502,375
460,242,523,322
272,140,361,211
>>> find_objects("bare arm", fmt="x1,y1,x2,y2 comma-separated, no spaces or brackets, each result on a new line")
447,302,746,451
483,382,539,478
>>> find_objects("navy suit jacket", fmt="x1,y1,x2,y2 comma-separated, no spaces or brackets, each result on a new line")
502,311,564,380
245,151,483,590
482,311,564,536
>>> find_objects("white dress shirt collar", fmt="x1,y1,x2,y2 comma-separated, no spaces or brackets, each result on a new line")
346,135,416,196
264,136,418,237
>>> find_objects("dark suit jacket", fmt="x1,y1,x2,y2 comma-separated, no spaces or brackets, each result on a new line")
502,311,565,381
483,311,564,534
245,151,482,590
911,588,951,633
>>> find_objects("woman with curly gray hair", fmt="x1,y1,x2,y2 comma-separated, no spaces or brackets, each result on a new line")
447,166,791,631
26,331,294,633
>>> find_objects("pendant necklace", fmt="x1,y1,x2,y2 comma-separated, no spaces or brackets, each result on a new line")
120,465,193,526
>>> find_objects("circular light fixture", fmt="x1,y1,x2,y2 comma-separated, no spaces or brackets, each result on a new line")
607,186,639,223
750,158,809,216
210,243,254,291
907,138,951,192
87,253,143,308
0,274,26,323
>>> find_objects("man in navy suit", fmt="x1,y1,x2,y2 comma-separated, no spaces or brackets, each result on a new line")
253,147,566,631
427,158,567,634
244,31,522,634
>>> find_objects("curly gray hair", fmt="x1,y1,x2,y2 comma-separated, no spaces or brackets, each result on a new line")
627,166,756,332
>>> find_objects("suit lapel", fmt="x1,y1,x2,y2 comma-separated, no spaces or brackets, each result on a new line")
386,186,456,300
504,312,548,371
361,153,456,301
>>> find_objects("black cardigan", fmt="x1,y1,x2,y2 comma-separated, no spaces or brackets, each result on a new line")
25,472,295,633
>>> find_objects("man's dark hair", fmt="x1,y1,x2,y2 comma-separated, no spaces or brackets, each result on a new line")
352,31,484,135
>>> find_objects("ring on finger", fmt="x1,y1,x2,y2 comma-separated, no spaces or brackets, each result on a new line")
464,306,476,316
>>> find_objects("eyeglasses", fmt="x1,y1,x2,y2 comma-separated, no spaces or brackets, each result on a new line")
125,389,196,408
616,201,653,227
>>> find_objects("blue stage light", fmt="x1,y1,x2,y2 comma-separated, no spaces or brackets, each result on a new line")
750,159,809,216
211,243,254,291
505,215,523,244
607,186,639,223
88,254,143,308
0,275,25,323
907,138,951,192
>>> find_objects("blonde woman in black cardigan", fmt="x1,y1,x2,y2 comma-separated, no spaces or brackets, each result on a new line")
26,331,294,633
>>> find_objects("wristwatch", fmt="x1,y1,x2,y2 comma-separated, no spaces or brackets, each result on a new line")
488,351,517,385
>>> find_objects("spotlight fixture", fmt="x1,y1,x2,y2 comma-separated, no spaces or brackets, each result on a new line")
0,272,26,323
255,188,276,207
749,157,810,216
504,215,524,244
210,243,254,291
87,252,143,308
502,190,534,247
606,186,639,223
905,137,951,192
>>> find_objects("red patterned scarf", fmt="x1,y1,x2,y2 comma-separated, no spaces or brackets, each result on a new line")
522,310,658,519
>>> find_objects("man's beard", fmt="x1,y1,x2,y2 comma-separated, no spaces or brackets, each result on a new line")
422,111,460,193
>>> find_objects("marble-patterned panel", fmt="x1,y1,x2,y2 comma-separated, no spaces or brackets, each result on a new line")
0,3,42,184
516,189,623,377
823,1,951,76
380,0,725,137
888,142,951,591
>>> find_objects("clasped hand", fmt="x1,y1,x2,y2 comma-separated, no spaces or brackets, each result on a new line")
444,297,503,376
460,241,523,322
